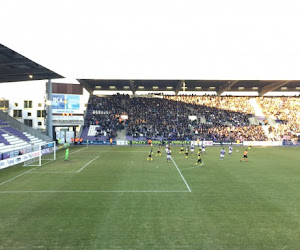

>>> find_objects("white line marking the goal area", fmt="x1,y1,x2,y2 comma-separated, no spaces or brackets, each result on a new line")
70,146,89,154
39,146,89,167
170,156,192,192
76,156,99,173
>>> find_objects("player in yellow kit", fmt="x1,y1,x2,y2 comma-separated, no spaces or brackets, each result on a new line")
147,148,153,161
156,145,162,156
195,149,204,166
184,146,189,159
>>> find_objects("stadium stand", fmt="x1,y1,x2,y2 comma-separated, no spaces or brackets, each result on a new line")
81,95,271,142
0,119,47,156
256,97,300,141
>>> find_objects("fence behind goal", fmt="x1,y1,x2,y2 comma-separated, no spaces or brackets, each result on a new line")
24,141,56,167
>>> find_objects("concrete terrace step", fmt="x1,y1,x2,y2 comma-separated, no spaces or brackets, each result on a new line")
10,140,25,145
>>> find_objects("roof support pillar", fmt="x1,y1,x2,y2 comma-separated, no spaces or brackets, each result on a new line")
259,81,290,96
175,80,184,95
77,79,94,94
129,80,136,95
46,79,53,140
217,80,238,96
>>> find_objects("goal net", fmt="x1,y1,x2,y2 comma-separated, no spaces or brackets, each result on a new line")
24,141,56,167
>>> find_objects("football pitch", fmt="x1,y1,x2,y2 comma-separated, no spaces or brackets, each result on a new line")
0,145,299,249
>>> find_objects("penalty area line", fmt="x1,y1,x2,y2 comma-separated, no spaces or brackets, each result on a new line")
180,165,204,171
0,190,190,193
0,167,39,186
170,156,192,192
76,156,99,173
27,172,76,174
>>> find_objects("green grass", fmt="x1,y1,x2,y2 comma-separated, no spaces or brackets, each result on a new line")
0,145,299,249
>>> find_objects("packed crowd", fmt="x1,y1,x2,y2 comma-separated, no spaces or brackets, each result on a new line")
84,94,268,141
126,97,193,140
256,97,300,140
164,95,264,141
165,95,255,114
194,124,267,142
85,95,128,139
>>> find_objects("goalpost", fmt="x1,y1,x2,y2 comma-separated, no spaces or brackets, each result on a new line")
24,141,56,167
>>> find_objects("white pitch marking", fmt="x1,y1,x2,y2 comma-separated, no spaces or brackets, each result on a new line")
28,172,75,174
79,151,149,153
0,190,190,193
65,156,95,158
70,147,88,154
170,156,192,192
38,147,89,167
76,156,99,173
181,165,203,171
0,167,38,186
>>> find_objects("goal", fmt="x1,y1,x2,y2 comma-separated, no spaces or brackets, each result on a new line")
24,141,56,167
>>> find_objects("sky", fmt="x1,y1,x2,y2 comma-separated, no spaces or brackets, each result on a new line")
1,0,300,83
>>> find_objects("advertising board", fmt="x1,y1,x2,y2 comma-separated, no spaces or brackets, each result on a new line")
52,94,82,114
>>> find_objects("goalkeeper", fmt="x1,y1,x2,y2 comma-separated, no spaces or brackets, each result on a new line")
64,147,69,161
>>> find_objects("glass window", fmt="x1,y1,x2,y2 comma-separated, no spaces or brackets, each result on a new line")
13,110,22,118
37,110,45,117
24,119,33,127
24,100,32,108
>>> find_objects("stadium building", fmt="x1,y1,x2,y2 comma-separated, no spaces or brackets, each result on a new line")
1,1,300,248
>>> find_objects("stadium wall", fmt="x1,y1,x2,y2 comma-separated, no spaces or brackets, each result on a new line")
282,141,300,146
0,151,40,170
243,141,282,146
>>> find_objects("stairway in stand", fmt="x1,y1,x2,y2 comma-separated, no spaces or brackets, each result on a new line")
249,98,271,138
116,129,127,141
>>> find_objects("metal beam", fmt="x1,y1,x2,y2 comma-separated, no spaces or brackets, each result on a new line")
0,68,51,76
0,58,30,66
217,80,239,96
175,80,184,95
0,74,62,83
46,79,53,140
77,79,94,94
129,80,136,95
259,81,291,96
